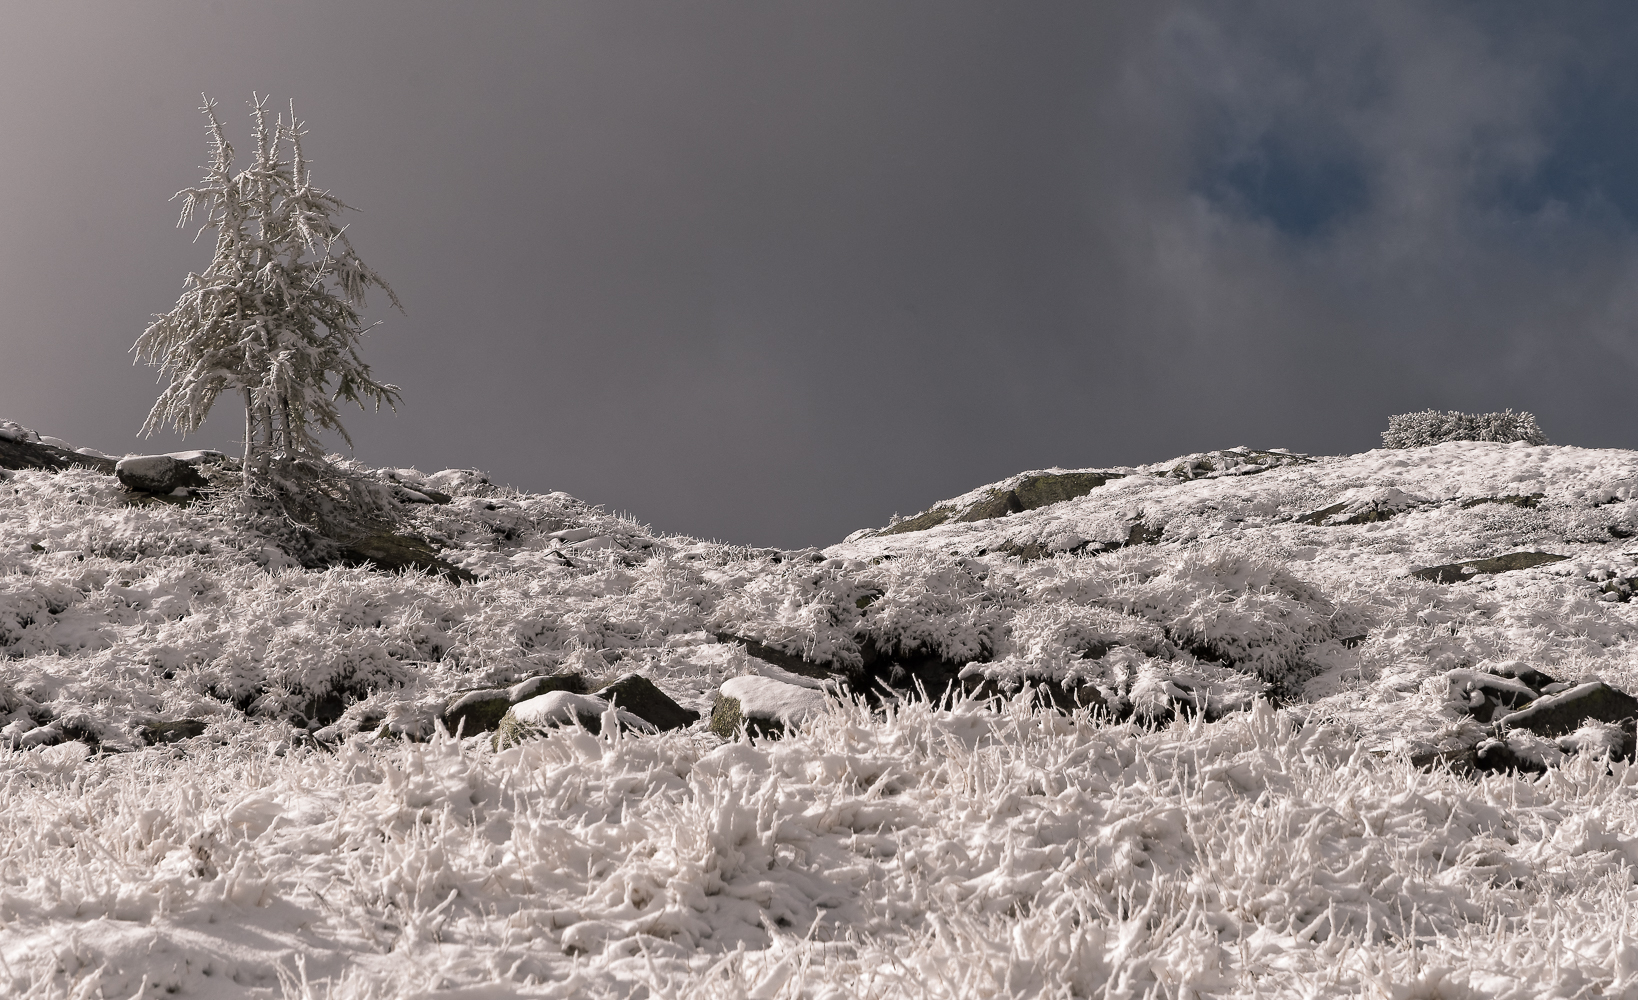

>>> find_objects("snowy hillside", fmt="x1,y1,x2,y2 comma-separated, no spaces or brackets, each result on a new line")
5,424,1638,998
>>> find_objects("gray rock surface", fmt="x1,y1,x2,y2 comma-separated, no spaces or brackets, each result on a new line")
881,471,1124,536
115,455,210,494
138,719,209,745
340,532,478,584
1497,681,1638,738
593,673,699,731
0,434,118,475
1411,551,1569,584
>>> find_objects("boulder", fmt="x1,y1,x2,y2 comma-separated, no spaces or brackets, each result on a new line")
958,488,1026,523
985,517,1160,562
440,691,511,737
1458,494,1544,510
709,675,831,739
507,672,590,701
115,455,210,494
1164,448,1311,480
1557,720,1632,759
593,673,699,731
1496,681,1638,738
492,691,653,747
511,691,613,730
856,635,971,699
708,694,748,739
392,484,453,505
878,508,952,536
440,672,587,736
1473,735,1554,775
1411,551,1568,584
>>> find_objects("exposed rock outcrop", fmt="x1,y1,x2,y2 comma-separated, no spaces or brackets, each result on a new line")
136,719,210,745
1420,666,1638,774
1298,487,1428,526
879,470,1124,536
713,631,842,682
0,433,118,475
1412,551,1568,584
340,532,478,584
1496,681,1638,738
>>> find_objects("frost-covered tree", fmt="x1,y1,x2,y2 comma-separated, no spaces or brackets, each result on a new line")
133,94,402,480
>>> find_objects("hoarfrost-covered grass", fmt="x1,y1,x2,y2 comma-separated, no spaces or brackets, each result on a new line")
7,700,1638,998
6,438,1638,994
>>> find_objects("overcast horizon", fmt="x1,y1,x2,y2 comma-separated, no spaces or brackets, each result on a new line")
6,2,1638,547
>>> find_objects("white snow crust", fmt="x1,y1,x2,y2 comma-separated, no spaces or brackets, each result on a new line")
718,675,830,726
510,690,650,733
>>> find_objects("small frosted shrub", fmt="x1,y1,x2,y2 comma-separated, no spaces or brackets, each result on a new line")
1381,409,1546,448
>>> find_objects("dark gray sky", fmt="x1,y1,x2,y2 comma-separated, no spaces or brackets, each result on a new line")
6,2,1638,547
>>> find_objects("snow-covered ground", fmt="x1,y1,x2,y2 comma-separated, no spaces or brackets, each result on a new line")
4,431,1638,997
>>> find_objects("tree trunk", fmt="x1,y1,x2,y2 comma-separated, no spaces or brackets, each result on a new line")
242,386,255,483
259,402,275,458
279,396,295,461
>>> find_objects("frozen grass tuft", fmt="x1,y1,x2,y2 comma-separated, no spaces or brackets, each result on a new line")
3,699,1638,996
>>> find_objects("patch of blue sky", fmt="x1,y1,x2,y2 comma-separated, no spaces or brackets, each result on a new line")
1192,132,1370,239
1482,71,1638,228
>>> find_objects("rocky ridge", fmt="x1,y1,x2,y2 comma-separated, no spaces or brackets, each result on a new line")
3,423,1638,779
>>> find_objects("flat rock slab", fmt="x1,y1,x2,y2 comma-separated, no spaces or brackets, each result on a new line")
882,471,1122,536
1497,681,1638,738
1298,487,1428,526
1412,551,1568,584
138,719,209,745
1474,737,1551,775
340,533,478,584
0,435,118,475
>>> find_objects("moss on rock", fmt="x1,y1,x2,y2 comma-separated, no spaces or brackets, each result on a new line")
708,694,745,739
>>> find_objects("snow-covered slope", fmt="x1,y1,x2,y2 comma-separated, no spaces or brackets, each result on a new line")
5,429,1638,998
831,442,1638,741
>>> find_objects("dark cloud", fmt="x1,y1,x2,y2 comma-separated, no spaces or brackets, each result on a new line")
3,2,1638,546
